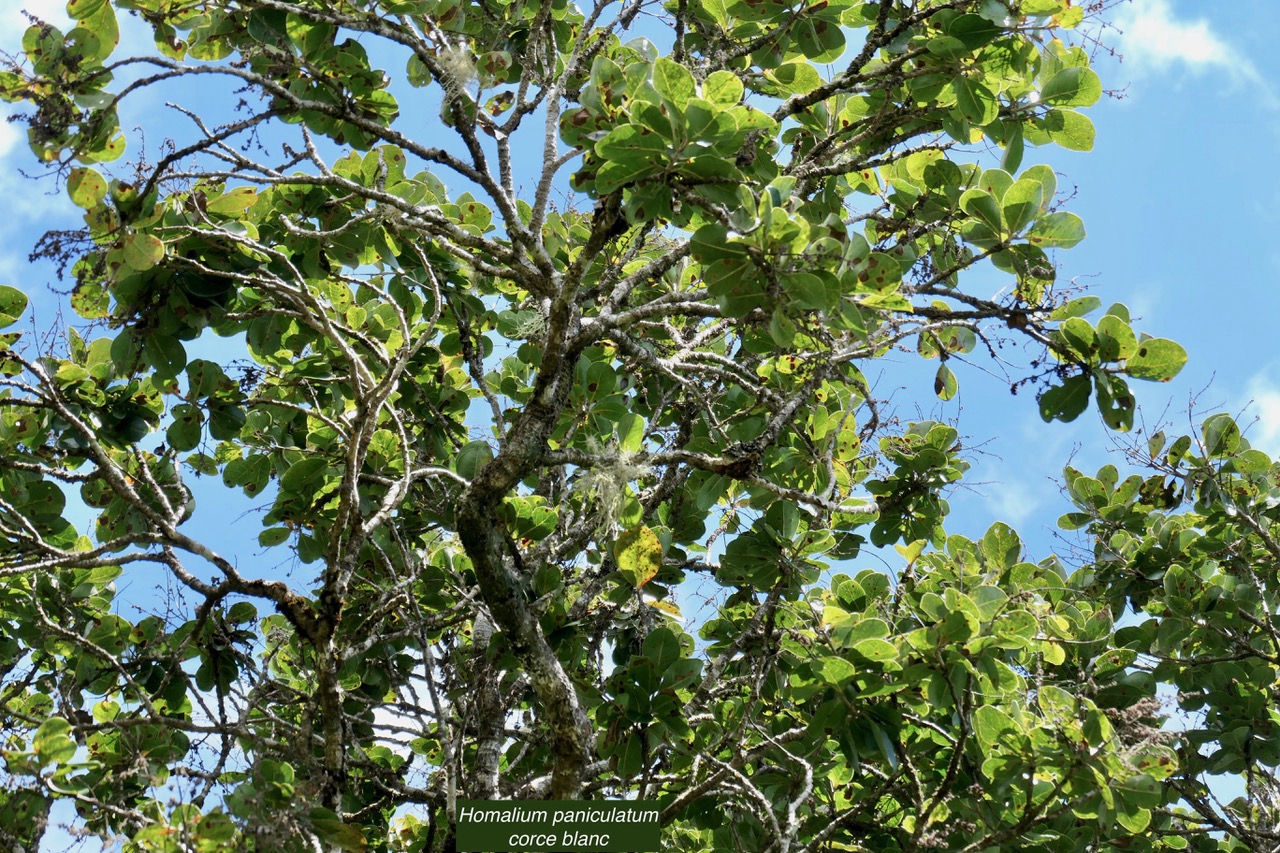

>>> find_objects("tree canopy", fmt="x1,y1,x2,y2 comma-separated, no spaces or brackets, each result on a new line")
0,0,1276,850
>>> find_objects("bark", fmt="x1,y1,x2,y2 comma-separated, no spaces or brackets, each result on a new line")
454,291,593,799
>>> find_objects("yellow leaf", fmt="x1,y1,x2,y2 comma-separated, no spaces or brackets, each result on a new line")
616,525,662,588
645,597,683,621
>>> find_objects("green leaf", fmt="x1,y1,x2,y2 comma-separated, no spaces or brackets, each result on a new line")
208,404,245,441
769,308,796,347
195,812,238,844
1104,301,1131,321
652,58,696,107
981,522,1021,567
784,272,830,311
960,189,1003,232
455,441,494,480
614,733,644,778
279,457,328,493
1039,374,1091,422
596,123,666,158
68,1,117,62
870,723,898,769
894,539,926,564
34,717,76,766
947,14,1001,50
1126,338,1187,382
973,705,1017,748
1002,179,1045,234
123,232,164,271
72,278,109,319
1201,413,1241,457
763,501,801,542
826,612,890,649
631,101,675,141
954,77,998,125
0,285,28,329
1094,373,1135,432
851,638,897,663
792,14,845,62
617,412,645,453
926,35,967,61
144,333,187,379
1040,67,1102,107
166,403,203,451
1049,295,1100,320
1115,806,1152,834
68,167,108,208
1045,109,1095,151
764,62,822,95
959,219,1001,250
691,223,746,263
850,251,902,292
259,527,291,547
227,602,258,623
406,54,432,87
205,186,258,217
978,168,1014,200
934,363,957,401
1096,314,1137,361
616,524,662,588
818,657,856,686
1057,6,1085,28
973,585,1009,620
1114,774,1163,809
67,0,109,18
1020,164,1057,211
1131,745,1179,781
594,158,660,195
1001,123,1025,174
1161,435,1192,469
1028,212,1085,249
1038,683,1075,718
835,427,859,462
1228,448,1271,474
1057,317,1096,360
505,495,558,540
82,132,126,164
309,807,368,852
702,70,743,106
1021,0,1065,13
643,626,682,671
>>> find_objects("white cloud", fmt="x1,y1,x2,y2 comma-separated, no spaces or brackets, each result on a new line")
0,4,81,282
1111,0,1259,82
2,0,148,75
1116,284,1157,327
0,3,153,291
0,112,77,284
980,478,1047,529
1241,372,1280,457
0,116,17,161
1,0,72,46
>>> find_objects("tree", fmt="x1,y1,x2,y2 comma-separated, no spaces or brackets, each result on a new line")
1059,416,1280,852
3,0,1268,849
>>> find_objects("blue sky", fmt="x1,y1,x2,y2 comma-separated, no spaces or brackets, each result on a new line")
1,0,1275,557
897,0,1280,552
2,0,1279,846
